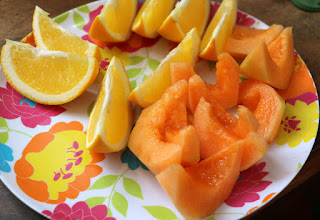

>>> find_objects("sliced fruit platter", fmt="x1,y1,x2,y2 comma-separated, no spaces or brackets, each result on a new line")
0,0,319,219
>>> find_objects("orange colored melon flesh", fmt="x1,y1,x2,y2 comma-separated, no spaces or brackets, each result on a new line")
225,24,284,59
240,132,268,171
240,27,295,89
170,62,196,85
170,125,200,167
238,79,285,144
128,80,200,174
156,141,243,219
233,105,260,139
193,97,240,159
188,74,258,135
206,52,240,109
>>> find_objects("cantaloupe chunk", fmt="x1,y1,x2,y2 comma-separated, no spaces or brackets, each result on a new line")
171,52,239,109
225,24,284,59
170,62,196,84
156,141,243,219
240,132,268,171
193,97,240,159
240,27,295,89
128,80,200,174
238,79,285,144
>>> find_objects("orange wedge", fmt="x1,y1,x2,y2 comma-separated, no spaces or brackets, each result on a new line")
158,0,210,42
132,0,176,38
89,0,137,42
32,6,100,60
200,0,237,61
87,57,133,153
0,40,99,105
128,28,200,108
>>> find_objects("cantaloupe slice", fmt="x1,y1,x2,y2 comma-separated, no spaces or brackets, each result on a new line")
170,62,196,85
193,97,240,159
225,24,284,59
171,53,240,109
128,80,200,174
188,74,259,137
240,27,295,89
206,52,240,109
156,141,243,219
238,79,285,144
240,132,268,171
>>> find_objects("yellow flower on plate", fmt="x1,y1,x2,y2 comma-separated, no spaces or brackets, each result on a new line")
276,100,319,148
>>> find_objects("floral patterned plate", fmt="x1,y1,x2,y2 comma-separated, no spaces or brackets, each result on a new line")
0,1,319,219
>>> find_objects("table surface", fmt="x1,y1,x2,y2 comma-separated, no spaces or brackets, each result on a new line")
1,0,320,219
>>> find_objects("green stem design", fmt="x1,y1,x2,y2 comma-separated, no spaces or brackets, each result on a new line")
130,47,151,82
0,127,33,138
107,168,130,208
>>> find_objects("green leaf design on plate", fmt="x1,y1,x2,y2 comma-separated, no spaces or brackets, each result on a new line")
107,208,113,217
54,12,69,24
148,58,160,71
142,74,148,81
208,60,216,71
297,162,302,172
0,132,9,144
85,197,107,208
76,5,90,13
123,177,143,199
73,11,85,30
143,206,178,220
130,80,137,91
89,175,118,190
206,216,215,220
127,68,142,78
112,191,128,217
87,101,94,116
130,56,145,65
0,117,8,128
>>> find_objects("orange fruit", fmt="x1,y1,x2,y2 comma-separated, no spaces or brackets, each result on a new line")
0,40,99,105
86,57,133,153
200,0,237,61
33,6,100,60
158,0,210,42
132,0,176,38
89,0,137,42
129,28,200,108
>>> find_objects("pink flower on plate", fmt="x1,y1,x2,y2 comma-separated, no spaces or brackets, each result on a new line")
42,201,115,220
209,2,256,27
225,162,272,207
0,82,65,128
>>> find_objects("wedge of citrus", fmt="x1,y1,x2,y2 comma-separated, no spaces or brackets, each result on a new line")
89,0,137,42
132,0,176,38
0,40,99,105
158,0,210,42
128,28,200,108
32,6,100,60
200,0,237,61
86,57,133,153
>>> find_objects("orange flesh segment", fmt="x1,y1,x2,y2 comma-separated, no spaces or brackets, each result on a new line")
170,62,196,84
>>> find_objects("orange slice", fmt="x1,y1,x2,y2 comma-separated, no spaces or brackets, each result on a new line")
32,6,100,60
87,57,133,153
0,40,99,105
200,0,237,61
128,28,200,108
158,0,210,42
89,0,137,42
132,0,176,38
